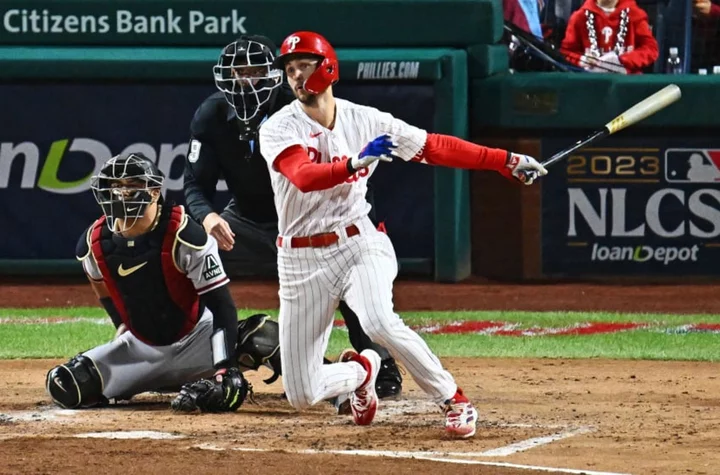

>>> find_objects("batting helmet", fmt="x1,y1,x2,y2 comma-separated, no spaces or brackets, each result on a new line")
274,31,339,94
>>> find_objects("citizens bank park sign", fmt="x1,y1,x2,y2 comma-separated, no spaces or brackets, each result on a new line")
541,138,720,276
0,2,491,47
1,7,248,37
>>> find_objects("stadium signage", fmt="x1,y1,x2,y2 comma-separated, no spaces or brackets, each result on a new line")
2,8,247,35
541,140,720,275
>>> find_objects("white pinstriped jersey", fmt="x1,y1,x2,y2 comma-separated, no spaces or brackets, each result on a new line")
259,98,428,236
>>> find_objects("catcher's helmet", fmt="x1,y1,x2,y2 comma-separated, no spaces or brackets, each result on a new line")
90,153,164,234
274,31,339,94
214,35,283,135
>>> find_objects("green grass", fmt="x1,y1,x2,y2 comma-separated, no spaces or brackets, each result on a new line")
417,333,720,361
3,307,720,324
1,307,719,361
0,323,112,359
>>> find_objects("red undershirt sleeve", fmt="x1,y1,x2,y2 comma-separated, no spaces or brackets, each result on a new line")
273,145,354,192
415,133,510,172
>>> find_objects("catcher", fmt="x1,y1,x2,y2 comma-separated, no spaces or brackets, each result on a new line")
45,152,250,413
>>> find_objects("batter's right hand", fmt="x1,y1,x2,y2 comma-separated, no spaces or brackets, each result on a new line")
349,134,396,172
504,153,547,185
203,213,235,251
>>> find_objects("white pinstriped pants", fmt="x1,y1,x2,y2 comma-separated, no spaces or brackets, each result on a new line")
277,217,457,410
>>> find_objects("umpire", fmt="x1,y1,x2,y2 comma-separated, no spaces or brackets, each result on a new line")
182,35,402,400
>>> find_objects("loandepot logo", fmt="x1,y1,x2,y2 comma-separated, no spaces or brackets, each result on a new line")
0,138,190,194
591,243,700,265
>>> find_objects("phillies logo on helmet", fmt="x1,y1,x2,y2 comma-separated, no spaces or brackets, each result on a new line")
287,35,301,53
276,31,340,94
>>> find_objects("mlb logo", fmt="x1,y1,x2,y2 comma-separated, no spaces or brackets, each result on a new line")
665,149,720,183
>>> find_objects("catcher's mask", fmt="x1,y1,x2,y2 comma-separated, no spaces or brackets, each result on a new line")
214,35,283,139
90,153,164,234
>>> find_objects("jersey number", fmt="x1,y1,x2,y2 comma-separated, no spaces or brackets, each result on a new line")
188,140,202,163
308,147,369,183
331,156,369,183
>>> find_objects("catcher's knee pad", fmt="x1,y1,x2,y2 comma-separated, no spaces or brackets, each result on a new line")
46,354,106,409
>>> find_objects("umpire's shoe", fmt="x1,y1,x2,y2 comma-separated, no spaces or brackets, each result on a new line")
376,357,403,399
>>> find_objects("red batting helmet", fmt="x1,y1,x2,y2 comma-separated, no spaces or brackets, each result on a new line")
274,31,339,94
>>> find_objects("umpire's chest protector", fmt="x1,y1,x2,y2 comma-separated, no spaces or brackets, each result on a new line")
90,205,201,346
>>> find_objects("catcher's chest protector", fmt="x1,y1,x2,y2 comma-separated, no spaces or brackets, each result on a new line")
91,206,200,346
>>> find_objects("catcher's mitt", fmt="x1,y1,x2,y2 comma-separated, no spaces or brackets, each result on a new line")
171,367,251,413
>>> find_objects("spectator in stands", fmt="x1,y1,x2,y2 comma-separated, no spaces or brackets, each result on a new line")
504,0,544,37
561,0,659,74
691,0,720,71
694,0,720,18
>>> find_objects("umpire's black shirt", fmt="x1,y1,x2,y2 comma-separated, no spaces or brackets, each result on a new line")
183,85,295,226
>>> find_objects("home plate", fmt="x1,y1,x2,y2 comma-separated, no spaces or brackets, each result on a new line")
75,431,185,440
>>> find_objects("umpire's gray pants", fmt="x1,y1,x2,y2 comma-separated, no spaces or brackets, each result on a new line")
83,309,215,400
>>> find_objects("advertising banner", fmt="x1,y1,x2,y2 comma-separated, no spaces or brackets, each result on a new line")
0,1,499,47
0,82,435,260
541,137,720,276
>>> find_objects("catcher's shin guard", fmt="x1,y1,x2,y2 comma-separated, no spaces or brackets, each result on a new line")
46,354,107,409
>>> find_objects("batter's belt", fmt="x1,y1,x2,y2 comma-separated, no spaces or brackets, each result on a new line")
277,224,360,248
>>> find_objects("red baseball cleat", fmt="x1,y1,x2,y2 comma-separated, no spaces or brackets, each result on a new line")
349,349,381,426
444,387,478,438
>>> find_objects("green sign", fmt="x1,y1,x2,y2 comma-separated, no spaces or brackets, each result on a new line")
0,0,501,46
0,46,447,80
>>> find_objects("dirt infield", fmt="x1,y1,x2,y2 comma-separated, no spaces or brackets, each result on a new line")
1,279,719,475
3,277,720,313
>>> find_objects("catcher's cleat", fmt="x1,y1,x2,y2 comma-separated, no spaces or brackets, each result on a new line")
443,387,478,438
349,349,381,426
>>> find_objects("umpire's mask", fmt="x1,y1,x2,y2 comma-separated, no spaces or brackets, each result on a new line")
214,35,283,139
90,153,164,234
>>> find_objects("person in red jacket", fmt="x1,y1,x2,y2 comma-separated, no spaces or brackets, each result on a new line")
694,0,720,18
561,0,659,74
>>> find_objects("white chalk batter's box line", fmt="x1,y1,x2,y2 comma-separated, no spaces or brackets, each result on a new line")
190,442,629,475
0,408,622,475
0,403,584,434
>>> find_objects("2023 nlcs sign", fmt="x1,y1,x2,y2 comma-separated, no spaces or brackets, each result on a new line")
541,140,720,276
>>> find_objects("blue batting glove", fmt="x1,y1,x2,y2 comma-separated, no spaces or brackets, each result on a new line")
349,135,396,172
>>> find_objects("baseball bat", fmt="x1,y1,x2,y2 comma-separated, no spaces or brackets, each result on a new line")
540,84,682,169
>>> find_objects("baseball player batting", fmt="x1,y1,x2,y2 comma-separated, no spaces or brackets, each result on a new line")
45,153,250,413
259,31,547,438
183,34,403,401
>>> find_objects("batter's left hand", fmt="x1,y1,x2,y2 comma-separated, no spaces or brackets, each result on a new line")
504,153,548,185
349,134,396,172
